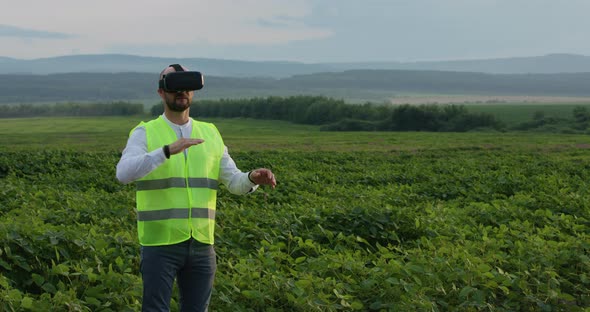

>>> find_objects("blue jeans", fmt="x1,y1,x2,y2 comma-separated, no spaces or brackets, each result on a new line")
140,238,216,312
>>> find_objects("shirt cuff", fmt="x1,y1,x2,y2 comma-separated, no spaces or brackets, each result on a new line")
247,171,256,185
244,172,258,194
247,185,260,194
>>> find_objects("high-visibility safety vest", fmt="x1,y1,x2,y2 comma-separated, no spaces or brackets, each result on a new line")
133,116,224,246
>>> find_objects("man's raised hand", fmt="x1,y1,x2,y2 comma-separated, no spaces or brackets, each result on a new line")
169,138,205,155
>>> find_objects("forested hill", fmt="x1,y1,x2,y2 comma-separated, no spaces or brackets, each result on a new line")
285,70,590,96
1,70,590,103
0,54,332,78
3,53,590,78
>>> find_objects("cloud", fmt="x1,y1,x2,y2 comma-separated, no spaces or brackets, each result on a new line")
2,0,590,61
0,0,334,59
0,24,74,39
0,0,331,46
256,15,308,28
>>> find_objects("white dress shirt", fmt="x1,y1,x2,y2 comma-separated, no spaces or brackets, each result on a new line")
116,114,257,195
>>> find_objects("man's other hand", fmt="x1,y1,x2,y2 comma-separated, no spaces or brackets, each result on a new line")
249,169,277,188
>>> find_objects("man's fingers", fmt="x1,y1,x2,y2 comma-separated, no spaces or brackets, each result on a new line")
268,173,277,188
267,172,277,188
252,169,276,188
184,139,204,147
169,138,205,154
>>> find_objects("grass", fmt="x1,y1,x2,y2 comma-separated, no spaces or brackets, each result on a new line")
465,102,590,126
1,116,590,153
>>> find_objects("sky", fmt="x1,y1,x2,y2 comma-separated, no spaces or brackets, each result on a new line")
1,0,590,63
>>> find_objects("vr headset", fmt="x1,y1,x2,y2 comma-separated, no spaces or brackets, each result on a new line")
158,64,204,92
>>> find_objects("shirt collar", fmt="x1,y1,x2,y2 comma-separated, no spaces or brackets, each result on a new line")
161,113,192,130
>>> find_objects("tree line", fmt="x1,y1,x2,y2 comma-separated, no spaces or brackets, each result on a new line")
3,96,589,133
512,106,590,133
0,102,144,118
151,96,504,132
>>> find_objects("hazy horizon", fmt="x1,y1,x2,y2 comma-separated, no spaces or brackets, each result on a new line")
2,0,590,63
1,52,588,65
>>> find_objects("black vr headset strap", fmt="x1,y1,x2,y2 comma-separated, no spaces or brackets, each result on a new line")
159,64,186,89
169,64,185,72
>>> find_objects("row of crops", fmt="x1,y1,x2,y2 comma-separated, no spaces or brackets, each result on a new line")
0,147,589,311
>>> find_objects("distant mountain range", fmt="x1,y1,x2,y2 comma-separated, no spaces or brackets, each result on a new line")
1,69,590,104
2,53,590,78
2,53,590,104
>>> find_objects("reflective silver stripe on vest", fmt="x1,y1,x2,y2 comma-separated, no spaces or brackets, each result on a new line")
137,208,216,221
191,208,216,219
136,178,218,190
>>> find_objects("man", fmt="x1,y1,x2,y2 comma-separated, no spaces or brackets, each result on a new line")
116,64,276,312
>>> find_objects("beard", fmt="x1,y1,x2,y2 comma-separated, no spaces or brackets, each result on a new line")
165,94,191,112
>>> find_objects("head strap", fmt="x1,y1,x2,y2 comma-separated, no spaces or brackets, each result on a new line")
159,64,186,89
169,64,184,72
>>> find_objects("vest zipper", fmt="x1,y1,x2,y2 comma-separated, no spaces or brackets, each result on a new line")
181,127,193,237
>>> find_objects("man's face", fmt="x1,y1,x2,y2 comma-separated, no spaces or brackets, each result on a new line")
161,90,194,112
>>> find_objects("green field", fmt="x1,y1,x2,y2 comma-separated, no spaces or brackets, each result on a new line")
1,116,590,152
1,117,589,311
464,103,590,126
